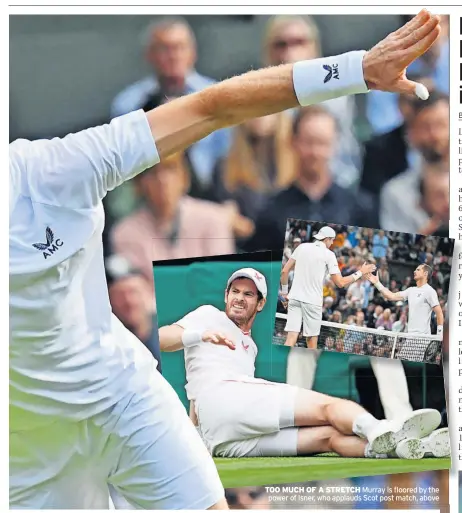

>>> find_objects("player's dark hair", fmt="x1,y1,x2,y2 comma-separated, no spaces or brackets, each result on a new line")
420,263,433,281
226,282,264,302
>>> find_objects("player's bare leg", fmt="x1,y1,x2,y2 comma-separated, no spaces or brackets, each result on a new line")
306,336,318,350
284,331,299,347
293,388,442,455
297,425,368,457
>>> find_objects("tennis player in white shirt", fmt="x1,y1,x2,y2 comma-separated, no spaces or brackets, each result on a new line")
367,263,444,336
281,226,376,348
159,268,447,461
9,11,442,509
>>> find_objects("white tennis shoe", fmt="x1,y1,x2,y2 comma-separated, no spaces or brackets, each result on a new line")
394,427,450,459
367,409,442,455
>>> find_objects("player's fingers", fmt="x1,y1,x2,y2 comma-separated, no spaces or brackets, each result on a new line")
209,334,219,343
394,10,432,39
398,25,441,68
393,77,431,99
398,14,440,51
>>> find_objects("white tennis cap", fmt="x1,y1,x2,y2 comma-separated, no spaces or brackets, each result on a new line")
313,226,337,240
227,268,267,298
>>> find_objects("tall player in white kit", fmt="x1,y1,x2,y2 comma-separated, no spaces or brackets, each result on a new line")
159,268,448,460
280,226,376,348
9,11,443,509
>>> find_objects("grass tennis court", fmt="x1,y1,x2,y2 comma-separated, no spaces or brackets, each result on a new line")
215,455,451,488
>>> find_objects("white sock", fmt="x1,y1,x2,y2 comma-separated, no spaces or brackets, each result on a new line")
364,442,389,459
353,412,380,438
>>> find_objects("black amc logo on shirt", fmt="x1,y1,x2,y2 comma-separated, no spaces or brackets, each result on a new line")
32,227,63,259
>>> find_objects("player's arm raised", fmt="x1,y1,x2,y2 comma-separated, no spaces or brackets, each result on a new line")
366,273,404,301
331,262,377,289
159,324,236,352
148,10,440,159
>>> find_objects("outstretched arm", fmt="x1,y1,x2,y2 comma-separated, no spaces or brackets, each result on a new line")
148,10,440,158
331,262,377,289
159,324,236,352
366,273,405,301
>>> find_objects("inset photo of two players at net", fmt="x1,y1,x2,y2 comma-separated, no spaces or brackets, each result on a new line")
274,219,454,365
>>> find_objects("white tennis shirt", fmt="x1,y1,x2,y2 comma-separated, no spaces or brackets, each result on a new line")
288,241,340,306
400,284,439,334
9,110,160,430
177,305,258,401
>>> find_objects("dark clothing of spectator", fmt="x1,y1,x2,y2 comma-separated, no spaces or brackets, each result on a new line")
360,125,408,196
144,315,162,374
244,183,379,252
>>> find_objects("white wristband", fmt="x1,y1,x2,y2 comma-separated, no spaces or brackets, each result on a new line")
281,284,289,294
293,51,369,107
437,325,443,337
182,330,203,348
352,271,363,282
374,282,385,292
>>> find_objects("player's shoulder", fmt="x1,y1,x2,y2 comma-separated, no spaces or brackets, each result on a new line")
189,304,222,317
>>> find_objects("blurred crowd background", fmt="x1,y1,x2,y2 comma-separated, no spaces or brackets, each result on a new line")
279,221,453,337
10,14,450,506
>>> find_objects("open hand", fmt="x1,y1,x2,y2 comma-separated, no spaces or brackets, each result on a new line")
202,330,236,350
363,10,441,97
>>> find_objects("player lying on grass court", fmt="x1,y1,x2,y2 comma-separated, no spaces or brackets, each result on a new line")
10,10,443,510
159,268,450,461
280,226,376,350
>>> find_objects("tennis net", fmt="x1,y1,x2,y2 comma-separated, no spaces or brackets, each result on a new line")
273,312,442,365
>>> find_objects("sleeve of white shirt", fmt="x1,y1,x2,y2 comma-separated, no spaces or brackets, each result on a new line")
327,251,340,275
290,245,300,261
399,288,410,301
427,287,439,309
10,110,159,210
175,305,215,332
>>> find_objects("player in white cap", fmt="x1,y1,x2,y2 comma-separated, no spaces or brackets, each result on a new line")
159,268,447,460
281,226,376,349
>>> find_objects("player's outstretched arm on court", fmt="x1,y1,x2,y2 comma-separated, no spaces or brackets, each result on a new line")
147,10,440,159
159,324,236,352
366,273,404,301
331,262,376,289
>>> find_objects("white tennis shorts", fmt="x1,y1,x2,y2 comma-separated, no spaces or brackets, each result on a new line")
285,299,322,337
10,365,224,509
195,379,299,458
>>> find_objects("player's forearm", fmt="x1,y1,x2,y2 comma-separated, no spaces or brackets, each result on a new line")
158,325,186,352
147,52,368,159
373,282,398,301
436,310,444,328
280,269,290,291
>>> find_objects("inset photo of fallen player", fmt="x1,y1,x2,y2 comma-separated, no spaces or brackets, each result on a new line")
275,219,454,366
153,250,450,488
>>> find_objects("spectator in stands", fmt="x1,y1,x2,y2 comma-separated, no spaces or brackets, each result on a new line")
366,15,449,135
346,280,365,311
392,312,408,332
368,305,384,328
110,153,235,292
111,17,229,198
323,296,335,318
211,112,296,230
354,239,370,260
372,230,389,260
106,255,162,373
380,158,449,236
323,280,337,303
263,15,362,188
376,308,393,331
245,107,378,252
361,90,449,196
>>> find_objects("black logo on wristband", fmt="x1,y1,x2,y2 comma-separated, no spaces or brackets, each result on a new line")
323,64,339,83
